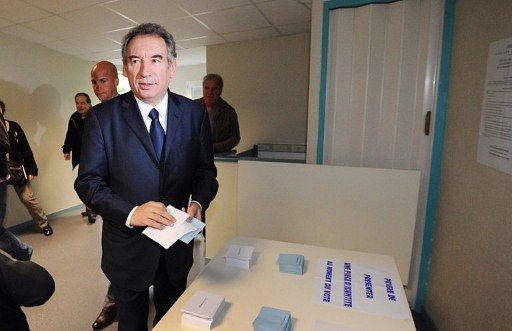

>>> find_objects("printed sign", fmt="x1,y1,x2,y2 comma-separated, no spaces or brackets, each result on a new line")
313,259,409,320
477,37,512,174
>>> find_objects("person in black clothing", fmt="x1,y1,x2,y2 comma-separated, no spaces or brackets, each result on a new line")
62,93,91,169
62,93,96,223
0,101,53,236
0,252,55,331
89,60,119,330
0,106,32,261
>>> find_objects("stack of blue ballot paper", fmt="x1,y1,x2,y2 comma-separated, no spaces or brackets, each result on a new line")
253,306,292,331
277,253,304,275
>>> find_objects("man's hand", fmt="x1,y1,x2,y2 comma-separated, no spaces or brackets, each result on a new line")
130,201,175,229
63,153,70,160
186,202,202,221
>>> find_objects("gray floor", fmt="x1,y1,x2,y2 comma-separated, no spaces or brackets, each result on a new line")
15,209,205,331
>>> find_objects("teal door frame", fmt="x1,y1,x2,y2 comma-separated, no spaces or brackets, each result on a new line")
316,0,456,312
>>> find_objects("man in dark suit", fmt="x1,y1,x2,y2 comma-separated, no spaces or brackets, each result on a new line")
89,60,120,330
74,23,218,330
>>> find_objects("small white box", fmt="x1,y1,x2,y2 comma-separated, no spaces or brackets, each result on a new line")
181,291,225,329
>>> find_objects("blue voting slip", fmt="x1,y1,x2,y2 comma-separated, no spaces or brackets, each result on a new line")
180,218,205,244
277,254,304,266
277,254,304,275
279,265,303,275
253,306,292,331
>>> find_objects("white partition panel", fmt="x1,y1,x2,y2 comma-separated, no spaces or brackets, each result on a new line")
237,160,420,284
205,161,238,258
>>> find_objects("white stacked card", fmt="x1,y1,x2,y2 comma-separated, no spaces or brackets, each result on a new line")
224,244,255,270
181,291,225,329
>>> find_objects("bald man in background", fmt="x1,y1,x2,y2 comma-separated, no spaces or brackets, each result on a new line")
90,60,119,330
91,61,119,103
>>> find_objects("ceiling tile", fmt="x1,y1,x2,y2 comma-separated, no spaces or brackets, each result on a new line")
105,0,189,24
0,24,54,44
175,35,225,49
102,27,133,44
3,0,311,66
61,4,135,33
256,0,311,26
222,26,279,43
0,0,53,23
77,49,122,62
195,5,270,34
276,21,310,35
22,0,104,14
67,35,121,53
43,39,88,55
23,16,94,39
162,17,216,41
174,0,250,15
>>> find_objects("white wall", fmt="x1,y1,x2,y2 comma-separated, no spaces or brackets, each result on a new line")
206,33,310,153
169,63,206,99
0,32,94,227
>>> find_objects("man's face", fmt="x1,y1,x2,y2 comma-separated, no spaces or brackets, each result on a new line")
75,95,91,116
91,66,119,102
123,35,176,106
203,80,222,107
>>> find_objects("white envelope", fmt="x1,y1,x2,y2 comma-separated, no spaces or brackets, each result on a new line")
143,205,204,249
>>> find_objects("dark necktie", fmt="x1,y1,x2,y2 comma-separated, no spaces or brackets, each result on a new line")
148,108,165,161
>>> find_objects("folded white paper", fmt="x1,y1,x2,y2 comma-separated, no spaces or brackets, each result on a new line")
181,291,225,329
142,205,204,249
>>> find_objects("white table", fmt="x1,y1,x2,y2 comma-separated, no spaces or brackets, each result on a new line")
154,236,416,330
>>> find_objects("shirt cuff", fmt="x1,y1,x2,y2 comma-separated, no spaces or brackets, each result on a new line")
189,200,202,211
126,206,137,228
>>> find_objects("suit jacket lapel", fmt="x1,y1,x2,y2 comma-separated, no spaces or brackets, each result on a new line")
163,91,182,162
120,92,160,166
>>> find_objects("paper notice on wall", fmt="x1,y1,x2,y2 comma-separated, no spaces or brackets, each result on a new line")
312,259,409,320
477,37,512,174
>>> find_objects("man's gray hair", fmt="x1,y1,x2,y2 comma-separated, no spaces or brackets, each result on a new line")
121,23,177,65
203,73,224,89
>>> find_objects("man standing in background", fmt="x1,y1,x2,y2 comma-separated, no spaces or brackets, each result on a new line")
91,61,119,104
62,93,92,169
62,93,96,223
0,100,53,236
196,73,240,154
89,60,119,330
0,106,32,261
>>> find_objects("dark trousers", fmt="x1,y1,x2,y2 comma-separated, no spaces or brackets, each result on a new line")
111,251,187,331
